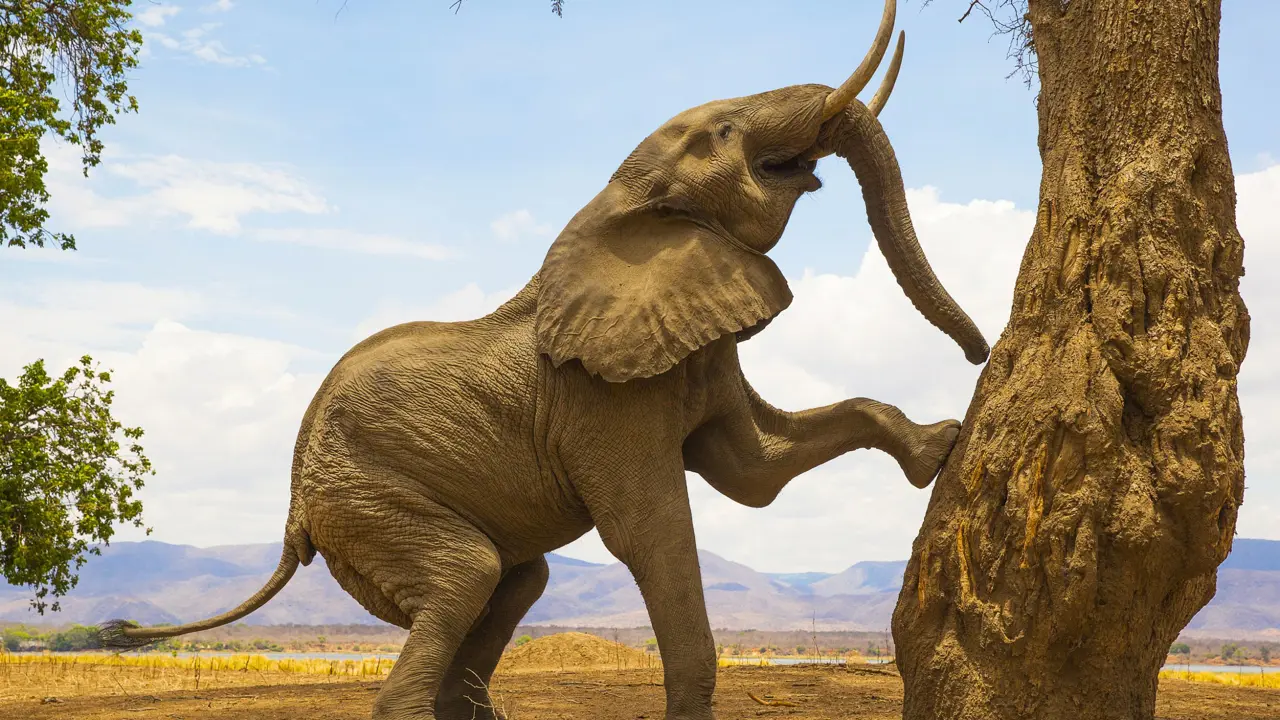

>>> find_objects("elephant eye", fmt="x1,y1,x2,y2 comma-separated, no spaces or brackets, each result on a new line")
717,123,732,140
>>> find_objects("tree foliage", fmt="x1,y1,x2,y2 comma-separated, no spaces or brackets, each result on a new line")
3,623,105,650
1,0,142,250
0,356,152,613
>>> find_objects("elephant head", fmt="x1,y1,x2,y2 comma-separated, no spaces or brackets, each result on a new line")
536,0,990,383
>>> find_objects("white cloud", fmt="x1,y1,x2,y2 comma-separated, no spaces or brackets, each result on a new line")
253,228,453,261
151,24,265,67
204,0,235,11
738,187,1029,422
352,283,525,341
135,5,180,27
100,321,322,536
106,155,327,233
43,141,331,235
0,282,205,370
1235,163,1280,540
0,282,323,549
41,140,444,258
491,209,553,242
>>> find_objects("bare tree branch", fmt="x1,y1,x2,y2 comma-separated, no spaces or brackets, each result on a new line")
925,0,1035,87
450,0,564,16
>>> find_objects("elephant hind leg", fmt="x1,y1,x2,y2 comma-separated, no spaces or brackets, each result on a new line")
322,551,412,629
311,481,502,720
435,556,550,720
370,515,503,720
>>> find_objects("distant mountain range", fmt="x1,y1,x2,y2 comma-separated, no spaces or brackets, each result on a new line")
3,539,1277,635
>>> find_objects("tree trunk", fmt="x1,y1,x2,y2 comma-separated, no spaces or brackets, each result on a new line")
891,1,1249,718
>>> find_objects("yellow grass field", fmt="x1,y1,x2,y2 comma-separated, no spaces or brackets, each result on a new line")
0,651,396,701
1158,668,1280,690
3,639,1279,719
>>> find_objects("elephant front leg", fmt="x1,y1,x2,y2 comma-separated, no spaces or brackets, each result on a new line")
684,391,961,507
581,464,717,720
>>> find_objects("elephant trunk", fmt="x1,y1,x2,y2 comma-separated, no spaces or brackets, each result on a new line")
819,101,990,365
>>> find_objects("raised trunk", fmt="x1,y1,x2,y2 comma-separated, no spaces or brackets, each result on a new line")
825,101,990,365
891,1,1248,718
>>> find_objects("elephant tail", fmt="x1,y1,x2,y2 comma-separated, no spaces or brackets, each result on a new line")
97,544,303,650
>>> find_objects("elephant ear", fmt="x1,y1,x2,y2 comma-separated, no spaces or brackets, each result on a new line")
535,203,792,383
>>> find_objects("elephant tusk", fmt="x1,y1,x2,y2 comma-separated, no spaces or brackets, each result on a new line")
820,0,897,122
866,31,905,117
805,29,906,162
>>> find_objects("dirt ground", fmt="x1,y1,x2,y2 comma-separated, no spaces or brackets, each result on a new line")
5,664,1280,720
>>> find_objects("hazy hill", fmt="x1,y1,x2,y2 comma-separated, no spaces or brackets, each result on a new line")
2,539,1276,634
1181,538,1280,637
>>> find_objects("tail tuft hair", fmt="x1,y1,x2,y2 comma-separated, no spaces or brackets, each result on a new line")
97,619,153,650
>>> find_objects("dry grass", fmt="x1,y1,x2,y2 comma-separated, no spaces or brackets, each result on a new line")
1158,668,1280,689
4,657,1280,720
2,632,665,704
0,651,393,702
718,656,774,667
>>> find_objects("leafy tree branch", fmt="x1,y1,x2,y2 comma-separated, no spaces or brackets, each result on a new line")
0,356,153,613
1,0,141,250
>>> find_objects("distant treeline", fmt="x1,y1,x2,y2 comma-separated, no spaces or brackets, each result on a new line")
1168,638,1278,665
0,624,286,653
3,624,104,652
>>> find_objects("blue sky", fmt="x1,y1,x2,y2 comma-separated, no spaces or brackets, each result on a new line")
2,0,1278,574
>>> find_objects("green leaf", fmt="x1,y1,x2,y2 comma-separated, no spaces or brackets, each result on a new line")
2,1,142,251
0,355,153,614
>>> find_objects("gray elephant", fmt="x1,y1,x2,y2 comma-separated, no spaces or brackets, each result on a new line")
101,1,988,717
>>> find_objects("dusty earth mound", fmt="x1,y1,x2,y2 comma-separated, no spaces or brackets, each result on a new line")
497,632,659,672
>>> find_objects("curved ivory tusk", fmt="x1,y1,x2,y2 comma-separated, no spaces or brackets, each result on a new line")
821,0,897,121
867,31,905,117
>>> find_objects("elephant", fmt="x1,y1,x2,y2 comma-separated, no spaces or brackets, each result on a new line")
100,1,988,717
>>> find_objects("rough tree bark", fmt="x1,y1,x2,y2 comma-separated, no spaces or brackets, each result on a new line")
891,1,1249,718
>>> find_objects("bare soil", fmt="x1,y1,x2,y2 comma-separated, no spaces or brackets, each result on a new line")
5,665,1278,720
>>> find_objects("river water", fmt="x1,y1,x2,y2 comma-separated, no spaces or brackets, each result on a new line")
718,656,891,666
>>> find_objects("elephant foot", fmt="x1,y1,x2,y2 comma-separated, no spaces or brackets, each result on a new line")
901,419,961,489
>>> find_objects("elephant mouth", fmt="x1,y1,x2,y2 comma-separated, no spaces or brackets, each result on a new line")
755,152,820,188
